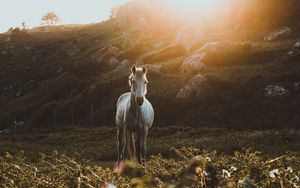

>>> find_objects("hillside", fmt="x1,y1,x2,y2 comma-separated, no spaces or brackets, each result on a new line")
0,18,300,130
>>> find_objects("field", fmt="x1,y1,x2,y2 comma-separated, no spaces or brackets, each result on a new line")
1,0,300,187
0,127,299,187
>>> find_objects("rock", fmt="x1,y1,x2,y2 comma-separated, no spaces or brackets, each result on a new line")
264,26,291,41
294,41,300,49
294,82,300,91
15,91,22,97
285,51,294,58
180,41,237,74
109,57,120,68
264,85,290,97
176,74,208,100
5,44,14,50
180,53,206,74
57,67,64,73
102,44,119,57
145,64,162,73
1,51,7,55
195,41,223,53
115,59,133,71
120,59,131,66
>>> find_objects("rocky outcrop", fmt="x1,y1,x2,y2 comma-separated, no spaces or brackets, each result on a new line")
264,26,291,41
264,85,290,97
176,74,208,100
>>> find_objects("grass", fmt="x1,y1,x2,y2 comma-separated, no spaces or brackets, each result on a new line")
0,126,298,163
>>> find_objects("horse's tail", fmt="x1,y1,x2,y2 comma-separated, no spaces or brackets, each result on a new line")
130,133,136,161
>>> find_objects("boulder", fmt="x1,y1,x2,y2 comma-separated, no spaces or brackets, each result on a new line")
294,41,300,49
109,57,120,68
115,59,134,71
176,74,208,100
145,64,162,73
264,85,290,97
57,67,64,73
180,41,238,74
180,53,206,74
15,90,22,97
294,82,300,91
264,26,291,41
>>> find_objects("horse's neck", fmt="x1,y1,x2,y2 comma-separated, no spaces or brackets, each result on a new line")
129,94,144,114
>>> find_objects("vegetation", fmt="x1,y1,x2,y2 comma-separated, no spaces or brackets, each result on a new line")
0,147,299,187
41,12,61,26
0,0,299,187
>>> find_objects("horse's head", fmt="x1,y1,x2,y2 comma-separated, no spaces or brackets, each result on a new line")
129,64,148,106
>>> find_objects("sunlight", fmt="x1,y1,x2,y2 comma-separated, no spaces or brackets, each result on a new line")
164,0,231,18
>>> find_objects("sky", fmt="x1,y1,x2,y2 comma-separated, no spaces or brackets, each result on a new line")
0,0,128,33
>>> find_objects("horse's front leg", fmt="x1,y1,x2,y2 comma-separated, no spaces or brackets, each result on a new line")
121,124,127,162
140,127,148,163
116,127,123,165
124,128,132,160
137,130,141,163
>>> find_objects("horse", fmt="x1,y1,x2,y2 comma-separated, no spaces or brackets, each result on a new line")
115,64,154,169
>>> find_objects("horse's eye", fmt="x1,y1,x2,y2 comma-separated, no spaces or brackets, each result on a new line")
145,81,148,84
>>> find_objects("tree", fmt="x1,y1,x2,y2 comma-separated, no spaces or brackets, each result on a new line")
41,12,61,26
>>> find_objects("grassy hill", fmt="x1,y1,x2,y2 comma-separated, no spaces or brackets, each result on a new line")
0,19,299,130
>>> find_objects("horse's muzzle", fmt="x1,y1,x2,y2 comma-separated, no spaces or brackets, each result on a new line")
136,97,144,106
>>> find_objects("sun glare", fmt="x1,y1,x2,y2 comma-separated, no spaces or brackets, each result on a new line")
164,0,231,18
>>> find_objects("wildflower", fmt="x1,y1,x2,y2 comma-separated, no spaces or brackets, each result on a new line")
205,156,212,162
286,166,293,173
269,169,279,178
238,177,259,188
222,169,231,178
230,166,237,171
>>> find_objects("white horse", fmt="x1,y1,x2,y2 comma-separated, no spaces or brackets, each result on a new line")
115,65,154,167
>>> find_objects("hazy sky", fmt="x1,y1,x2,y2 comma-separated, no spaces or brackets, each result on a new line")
0,0,128,33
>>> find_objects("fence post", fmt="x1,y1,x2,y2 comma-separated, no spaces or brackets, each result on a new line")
71,105,74,127
53,109,57,131
23,108,26,122
91,104,95,127
6,113,9,128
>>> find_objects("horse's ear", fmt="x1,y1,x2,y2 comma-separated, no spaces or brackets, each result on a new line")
131,65,136,74
142,65,147,74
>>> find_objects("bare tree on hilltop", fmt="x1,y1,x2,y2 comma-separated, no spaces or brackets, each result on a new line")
41,12,61,26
